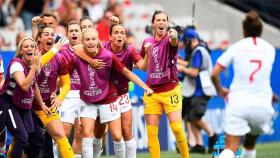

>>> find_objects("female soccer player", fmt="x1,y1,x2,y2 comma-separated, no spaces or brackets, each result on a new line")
212,11,276,158
33,25,74,158
73,22,149,157
0,37,50,157
72,28,153,158
56,21,83,158
140,10,189,158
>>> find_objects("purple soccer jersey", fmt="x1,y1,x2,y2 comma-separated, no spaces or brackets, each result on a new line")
34,52,68,109
73,48,114,103
103,42,141,95
59,44,81,90
140,35,179,86
0,58,36,109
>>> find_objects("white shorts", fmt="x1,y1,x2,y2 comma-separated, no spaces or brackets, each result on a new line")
118,93,132,113
224,105,275,136
79,99,121,123
59,90,80,124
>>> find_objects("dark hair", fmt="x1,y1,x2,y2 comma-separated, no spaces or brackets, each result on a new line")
66,21,81,33
242,10,263,37
35,25,54,43
40,13,57,21
79,16,93,24
109,24,128,50
151,10,168,23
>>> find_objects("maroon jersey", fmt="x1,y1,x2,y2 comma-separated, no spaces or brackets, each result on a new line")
103,41,141,95
0,58,36,109
33,53,68,109
73,48,125,104
140,34,179,93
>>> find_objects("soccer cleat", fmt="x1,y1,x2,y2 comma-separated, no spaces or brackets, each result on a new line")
208,133,218,153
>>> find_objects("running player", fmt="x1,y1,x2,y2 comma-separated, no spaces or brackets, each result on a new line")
212,11,276,158
140,10,189,158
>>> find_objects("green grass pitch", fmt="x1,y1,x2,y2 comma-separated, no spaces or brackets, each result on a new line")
102,141,280,158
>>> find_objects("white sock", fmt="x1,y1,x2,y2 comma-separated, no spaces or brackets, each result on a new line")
82,138,93,158
241,149,256,158
125,138,137,158
219,149,235,158
74,154,82,158
113,138,125,158
93,137,103,158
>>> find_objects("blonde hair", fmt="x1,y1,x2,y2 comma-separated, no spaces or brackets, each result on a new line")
82,28,103,49
15,37,37,58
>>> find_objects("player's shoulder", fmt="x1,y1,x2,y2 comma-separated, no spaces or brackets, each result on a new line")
256,38,275,51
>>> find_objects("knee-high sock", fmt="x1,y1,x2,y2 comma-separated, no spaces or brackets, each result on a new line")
219,149,235,158
147,125,160,158
170,121,189,158
82,138,93,158
56,137,74,158
241,149,256,158
113,138,125,158
92,137,102,158
125,138,136,158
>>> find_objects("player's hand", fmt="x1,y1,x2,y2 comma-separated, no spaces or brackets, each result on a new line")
50,92,57,101
110,16,120,25
32,48,40,70
32,16,42,26
145,88,154,96
168,28,178,39
52,37,69,52
41,103,51,117
176,64,184,72
89,58,106,69
144,42,152,54
218,87,229,99
51,97,62,112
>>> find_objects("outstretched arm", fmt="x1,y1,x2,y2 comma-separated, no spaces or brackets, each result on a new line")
121,67,153,95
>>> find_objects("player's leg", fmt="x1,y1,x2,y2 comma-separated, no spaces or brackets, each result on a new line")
72,118,82,158
143,92,162,158
35,108,74,158
93,117,107,158
119,93,136,158
79,101,98,158
241,134,258,158
164,85,189,158
219,134,240,158
100,101,124,158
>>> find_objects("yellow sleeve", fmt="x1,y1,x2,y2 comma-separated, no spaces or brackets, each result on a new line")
57,74,71,101
40,47,59,67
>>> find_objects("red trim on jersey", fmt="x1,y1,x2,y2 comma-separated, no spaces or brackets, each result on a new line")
253,37,257,45
217,62,226,69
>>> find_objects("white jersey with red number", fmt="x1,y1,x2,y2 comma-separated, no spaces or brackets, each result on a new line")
217,37,275,107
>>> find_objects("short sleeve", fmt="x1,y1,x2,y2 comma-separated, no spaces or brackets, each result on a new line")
130,47,142,64
10,62,24,77
191,50,202,69
217,47,235,68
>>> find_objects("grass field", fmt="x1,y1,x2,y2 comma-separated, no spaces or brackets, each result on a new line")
102,141,280,158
